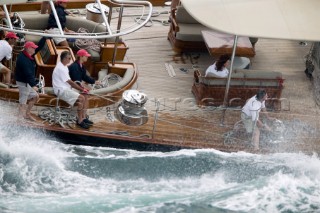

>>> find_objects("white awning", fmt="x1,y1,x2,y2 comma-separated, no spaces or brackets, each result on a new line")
181,0,320,41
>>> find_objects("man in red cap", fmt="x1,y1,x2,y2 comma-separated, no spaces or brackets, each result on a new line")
15,41,40,121
68,49,100,125
0,32,18,85
69,49,100,87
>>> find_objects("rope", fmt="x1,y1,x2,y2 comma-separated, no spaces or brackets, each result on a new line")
132,10,170,27
92,73,122,89
38,107,76,128
75,27,101,52
112,7,170,26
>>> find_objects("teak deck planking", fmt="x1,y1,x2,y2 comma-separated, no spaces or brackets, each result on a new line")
5,4,320,153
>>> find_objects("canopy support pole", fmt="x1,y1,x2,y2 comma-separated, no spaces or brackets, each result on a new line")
111,4,124,65
220,35,238,125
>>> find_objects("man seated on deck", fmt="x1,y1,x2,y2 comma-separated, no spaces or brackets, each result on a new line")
52,51,92,129
0,32,19,85
68,49,100,125
69,49,101,89
46,0,75,47
241,89,274,150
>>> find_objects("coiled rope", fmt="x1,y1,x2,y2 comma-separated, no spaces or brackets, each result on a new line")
92,73,122,89
39,107,77,128
134,10,170,27
74,27,101,52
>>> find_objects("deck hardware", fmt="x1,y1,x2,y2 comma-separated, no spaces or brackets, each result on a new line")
114,90,148,126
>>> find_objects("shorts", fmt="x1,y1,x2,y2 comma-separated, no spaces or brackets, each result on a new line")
0,62,4,71
241,112,255,133
16,81,38,104
46,28,66,45
57,89,80,106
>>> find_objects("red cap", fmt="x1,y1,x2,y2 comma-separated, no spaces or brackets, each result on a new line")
5,32,18,39
77,49,91,57
24,41,38,49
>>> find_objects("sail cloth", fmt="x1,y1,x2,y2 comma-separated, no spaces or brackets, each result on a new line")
181,0,320,41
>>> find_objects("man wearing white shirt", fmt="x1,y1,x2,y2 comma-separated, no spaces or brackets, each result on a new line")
52,51,91,129
0,32,18,84
241,90,273,150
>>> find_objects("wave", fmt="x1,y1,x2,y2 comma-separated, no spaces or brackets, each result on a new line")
0,101,320,212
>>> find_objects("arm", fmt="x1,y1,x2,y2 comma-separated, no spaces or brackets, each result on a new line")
4,44,13,61
82,69,95,85
261,108,275,120
18,57,37,87
68,63,80,82
251,108,272,131
67,79,85,92
25,65,37,87
259,108,273,131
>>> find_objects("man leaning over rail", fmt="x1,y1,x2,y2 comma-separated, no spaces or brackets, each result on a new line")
0,32,18,85
241,89,274,150
52,51,91,129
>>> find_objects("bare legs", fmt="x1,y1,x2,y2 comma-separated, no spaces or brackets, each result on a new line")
0,66,11,84
75,94,87,123
83,94,89,118
18,94,39,121
251,128,260,150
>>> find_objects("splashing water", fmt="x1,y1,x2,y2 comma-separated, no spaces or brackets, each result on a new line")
0,102,319,213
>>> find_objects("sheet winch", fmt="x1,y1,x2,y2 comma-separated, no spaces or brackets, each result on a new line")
114,90,148,126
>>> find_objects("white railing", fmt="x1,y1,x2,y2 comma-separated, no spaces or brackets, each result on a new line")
0,0,153,39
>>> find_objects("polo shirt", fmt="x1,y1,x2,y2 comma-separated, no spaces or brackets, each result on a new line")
242,95,266,121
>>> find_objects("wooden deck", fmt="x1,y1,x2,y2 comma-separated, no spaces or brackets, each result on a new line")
12,6,320,153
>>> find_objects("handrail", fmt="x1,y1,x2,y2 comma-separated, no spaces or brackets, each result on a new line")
2,4,12,29
0,0,153,40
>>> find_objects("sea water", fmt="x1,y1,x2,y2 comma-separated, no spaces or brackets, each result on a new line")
0,103,320,213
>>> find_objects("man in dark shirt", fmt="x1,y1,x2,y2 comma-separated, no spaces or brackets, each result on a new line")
46,0,74,46
69,49,100,86
15,41,39,121
69,49,99,125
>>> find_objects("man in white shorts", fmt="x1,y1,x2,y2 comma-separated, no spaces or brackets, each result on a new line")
52,51,91,129
241,89,274,150
0,32,18,85
15,41,40,121
46,0,74,47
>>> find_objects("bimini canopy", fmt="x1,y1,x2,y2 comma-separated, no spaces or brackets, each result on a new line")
181,0,320,41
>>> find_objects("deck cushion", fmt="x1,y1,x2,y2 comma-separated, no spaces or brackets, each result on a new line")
19,14,120,44
87,49,101,62
90,68,135,95
200,72,245,86
176,24,209,41
44,87,55,95
243,71,283,87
